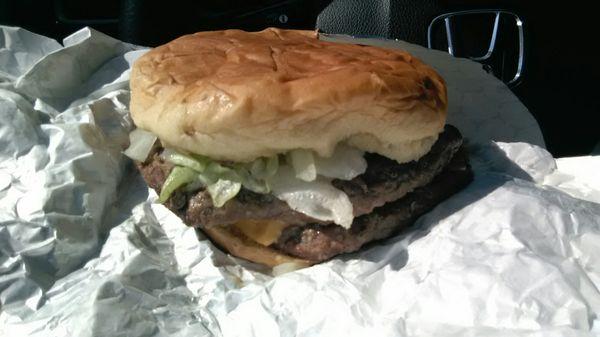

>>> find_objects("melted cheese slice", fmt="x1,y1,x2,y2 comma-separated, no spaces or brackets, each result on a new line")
232,219,287,246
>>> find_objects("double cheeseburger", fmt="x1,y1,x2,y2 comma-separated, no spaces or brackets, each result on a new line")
127,28,473,268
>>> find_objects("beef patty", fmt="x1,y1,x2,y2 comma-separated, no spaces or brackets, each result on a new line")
273,147,471,261
137,125,472,262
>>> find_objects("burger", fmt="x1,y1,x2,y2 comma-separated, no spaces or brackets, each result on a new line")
125,28,473,269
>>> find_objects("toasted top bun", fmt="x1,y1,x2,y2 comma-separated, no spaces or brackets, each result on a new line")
130,28,447,163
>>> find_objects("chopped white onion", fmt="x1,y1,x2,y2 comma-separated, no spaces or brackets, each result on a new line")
287,149,317,182
315,144,367,180
268,165,354,228
123,128,157,162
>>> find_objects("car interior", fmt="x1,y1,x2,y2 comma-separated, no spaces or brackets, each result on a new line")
1,0,597,157
2,2,600,334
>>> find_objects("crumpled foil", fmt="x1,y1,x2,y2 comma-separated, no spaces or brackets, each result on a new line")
1,26,599,337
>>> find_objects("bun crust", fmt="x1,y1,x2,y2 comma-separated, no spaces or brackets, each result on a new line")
130,28,447,163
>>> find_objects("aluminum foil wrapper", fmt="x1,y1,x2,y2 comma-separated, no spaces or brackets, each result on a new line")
1,26,599,337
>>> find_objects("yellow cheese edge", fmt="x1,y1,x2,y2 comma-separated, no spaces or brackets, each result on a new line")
232,219,287,246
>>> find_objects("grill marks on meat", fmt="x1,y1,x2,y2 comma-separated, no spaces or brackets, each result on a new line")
273,147,473,261
139,125,465,228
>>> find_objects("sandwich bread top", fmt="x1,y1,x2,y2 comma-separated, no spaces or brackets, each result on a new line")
130,28,447,163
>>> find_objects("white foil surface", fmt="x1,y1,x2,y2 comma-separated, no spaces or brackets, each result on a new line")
1,27,599,337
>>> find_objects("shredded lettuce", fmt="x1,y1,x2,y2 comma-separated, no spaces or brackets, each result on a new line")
161,148,209,172
205,162,240,181
250,156,279,179
265,156,279,178
207,179,242,207
159,156,272,205
235,165,270,194
159,166,197,203
157,144,363,219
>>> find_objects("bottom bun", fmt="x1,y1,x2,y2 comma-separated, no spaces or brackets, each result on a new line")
201,225,314,268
